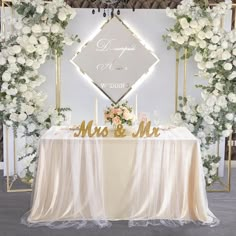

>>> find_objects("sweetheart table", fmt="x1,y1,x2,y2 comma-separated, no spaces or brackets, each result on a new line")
25,126,218,228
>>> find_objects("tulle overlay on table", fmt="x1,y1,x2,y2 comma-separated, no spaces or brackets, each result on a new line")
21,126,219,229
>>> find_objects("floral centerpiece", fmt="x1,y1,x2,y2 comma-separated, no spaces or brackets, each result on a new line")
104,101,135,128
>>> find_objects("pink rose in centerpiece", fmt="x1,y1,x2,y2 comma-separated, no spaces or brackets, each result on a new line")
112,116,121,125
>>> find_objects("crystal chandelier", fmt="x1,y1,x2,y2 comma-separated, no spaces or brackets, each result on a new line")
91,0,134,18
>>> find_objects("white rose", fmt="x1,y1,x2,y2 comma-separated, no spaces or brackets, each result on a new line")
222,130,231,137
58,11,67,21
2,72,11,82
183,105,192,114
26,59,34,66
14,22,23,30
222,41,229,49
233,60,236,67
194,53,202,62
12,45,21,54
42,25,50,33
17,57,25,65
22,26,31,34
204,116,214,125
203,167,208,176
26,45,36,53
228,93,236,103
29,35,38,45
214,105,221,113
215,83,224,91
198,31,205,40
28,123,36,132
36,5,44,14
24,91,33,100
224,63,232,71
173,112,182,123
32,24,42,34
51,24,60,33
205,61,214,69
233,48,236,56
1,82,8,90
221,51,231,60
29,163,35,173
213,18,221,27
19,84,27,92
39,36,48,44
0,104,4,111
206,96,217,107
198,18,208,27
189,41,196,47
211,35,220,44
226,113,234,121
8,56,16,64
9,113,18,122
208,44,217,51
7,88,18,96
18,113,27,121
27,147,34,154
0,56,6,65
228,71,236,80
6,120,13,126
25,106,34,115
197,62,205,70
179,18,189,29
64,37,73,46
205,31,213,39
199,40,207,49
190,20,198,29
217,96,227,107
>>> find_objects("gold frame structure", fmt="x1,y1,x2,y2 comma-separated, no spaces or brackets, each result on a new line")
1,0,56,192
175,2,235,192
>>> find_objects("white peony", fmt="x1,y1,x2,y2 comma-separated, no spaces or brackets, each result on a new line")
224,63,232,71
32,24,42,34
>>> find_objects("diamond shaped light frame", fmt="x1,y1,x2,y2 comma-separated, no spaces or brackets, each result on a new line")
72,16,159,104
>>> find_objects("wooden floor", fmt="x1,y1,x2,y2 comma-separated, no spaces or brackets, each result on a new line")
0,170,236,236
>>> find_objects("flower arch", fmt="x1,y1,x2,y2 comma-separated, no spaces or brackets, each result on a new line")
0,0,79,182
163,0,236,185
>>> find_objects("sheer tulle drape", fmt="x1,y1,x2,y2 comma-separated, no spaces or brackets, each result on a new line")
21,127,219,229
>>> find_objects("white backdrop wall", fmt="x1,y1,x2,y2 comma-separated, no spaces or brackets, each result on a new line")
40,9,201,124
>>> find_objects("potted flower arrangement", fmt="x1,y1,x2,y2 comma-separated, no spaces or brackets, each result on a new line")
104,101,135,129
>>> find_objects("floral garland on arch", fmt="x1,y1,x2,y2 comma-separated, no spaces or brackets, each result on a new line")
0,0,79,182
163,0,236,185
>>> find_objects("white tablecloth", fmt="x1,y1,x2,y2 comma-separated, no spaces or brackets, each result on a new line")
26,126,217,227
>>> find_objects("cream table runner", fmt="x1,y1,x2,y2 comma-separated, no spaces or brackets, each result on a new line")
27,126,217,226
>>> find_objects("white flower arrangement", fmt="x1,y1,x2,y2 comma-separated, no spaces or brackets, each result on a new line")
165,0,235,185
0,0,79,183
